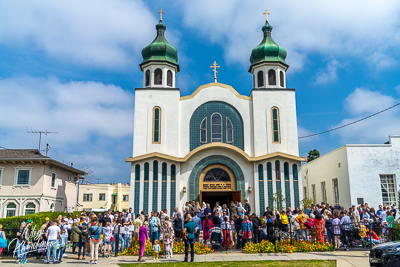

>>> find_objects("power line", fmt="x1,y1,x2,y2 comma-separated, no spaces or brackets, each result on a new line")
299,102,400,139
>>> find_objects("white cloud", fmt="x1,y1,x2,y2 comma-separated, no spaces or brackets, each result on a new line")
0,76,134,143
315,60,341,85
0,0,156,68
333,88,400,143
0,76,134,181
176,0,400,71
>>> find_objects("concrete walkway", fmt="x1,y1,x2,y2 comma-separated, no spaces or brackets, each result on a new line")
0,250,369,267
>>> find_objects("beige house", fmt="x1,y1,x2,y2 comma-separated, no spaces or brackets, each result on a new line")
77,183,130,212
0,149,85,218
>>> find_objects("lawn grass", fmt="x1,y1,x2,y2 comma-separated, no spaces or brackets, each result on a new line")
119,260,336,267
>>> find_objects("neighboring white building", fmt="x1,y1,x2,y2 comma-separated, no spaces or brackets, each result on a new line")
0,149,85,218
302,135,400,209
126,16,306,216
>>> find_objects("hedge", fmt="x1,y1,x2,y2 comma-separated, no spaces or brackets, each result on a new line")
0,211,81,229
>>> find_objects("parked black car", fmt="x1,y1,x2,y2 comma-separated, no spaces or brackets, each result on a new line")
369,241,400,266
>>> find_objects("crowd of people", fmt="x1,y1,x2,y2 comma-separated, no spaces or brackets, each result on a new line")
6,200,398,264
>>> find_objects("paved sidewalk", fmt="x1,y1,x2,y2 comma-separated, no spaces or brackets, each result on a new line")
0,250,369,266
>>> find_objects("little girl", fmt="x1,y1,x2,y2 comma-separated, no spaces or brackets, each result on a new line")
57,229,68,262
164,233,173,259
153,240,160,260
102,222,112,258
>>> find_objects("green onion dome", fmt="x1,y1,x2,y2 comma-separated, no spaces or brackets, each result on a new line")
139,20,179,71
249,21,288,71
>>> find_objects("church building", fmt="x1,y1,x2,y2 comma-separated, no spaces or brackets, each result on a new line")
126,11,306,216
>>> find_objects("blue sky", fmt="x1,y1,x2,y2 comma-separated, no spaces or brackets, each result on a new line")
1,0,400,183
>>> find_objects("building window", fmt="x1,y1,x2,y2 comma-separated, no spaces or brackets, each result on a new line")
83,193,93,202
200,117,207,143
15,169,30,185
292,164,298,180
74,176,79,183
257,70,264,87
332,178,339,205
67,173,71,182
6,202,16,217
268,69,276,85
167,70,172,86
25,203,36,215
162,163,167,181
123,195,129,201
284,162,289,181
99,193,105,201
135,164,140,181
145,70,150,86
51,172,57,188
312,184,316,204
0,167,3,185
154,68,162,85
153,107,161,143
226,118,233,143
203,168,231,182
275,160,280,181
211,113,222,142
267,162,272,181
271,107,281,143
380,175,396,206
258,164,264,181
321,182,327,203
280,71,284,87
303,187,307,199
153,160,158,181
50,203,55,212
144,163,149,181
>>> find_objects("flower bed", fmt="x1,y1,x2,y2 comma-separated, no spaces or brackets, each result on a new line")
244,240,333,254
121,238,214,256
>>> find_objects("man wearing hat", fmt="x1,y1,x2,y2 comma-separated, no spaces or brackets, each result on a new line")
19,219,33,264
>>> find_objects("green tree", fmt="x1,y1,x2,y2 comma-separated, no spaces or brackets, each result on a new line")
300,197,314,210
307,149,320,162
271,190,286,212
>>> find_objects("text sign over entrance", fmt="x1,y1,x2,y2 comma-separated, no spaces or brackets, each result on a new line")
203,183,232,190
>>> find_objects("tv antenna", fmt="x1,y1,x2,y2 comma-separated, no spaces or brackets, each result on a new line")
26,127,58,152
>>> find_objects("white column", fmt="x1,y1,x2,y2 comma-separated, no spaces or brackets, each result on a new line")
175,164,181,212
130,163,135,211
166,163,171,214
158,162,162,212
280,161,285,209
139,164,144,212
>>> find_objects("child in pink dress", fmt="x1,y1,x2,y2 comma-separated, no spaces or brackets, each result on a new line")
164,233,173,259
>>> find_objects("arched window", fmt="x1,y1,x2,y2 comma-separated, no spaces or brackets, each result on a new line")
154,68,162,85
284,162,289,181
153,160,158,181
6,202,16,217
275,160,281,181
271,107,280,143
50,203,55,212
280,71,284,87
153,107,161,143
145,70,150,87
258,164,264,181
144,162,149,181
226,118,233,143
135,164,140,181
167,70,172,87
162,163,167,181
211,113,222,142
25,202,36,215
257,70,264,87
268,69,276,85
292,164,298,181
200,117,207,143
203,168,230,182
267,162,272,181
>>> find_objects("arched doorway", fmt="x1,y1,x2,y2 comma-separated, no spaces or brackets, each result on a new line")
199,164,242,208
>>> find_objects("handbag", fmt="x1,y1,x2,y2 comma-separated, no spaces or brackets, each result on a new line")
0,231,7,248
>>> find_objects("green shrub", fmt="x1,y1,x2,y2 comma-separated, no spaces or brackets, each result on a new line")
0,211,81,229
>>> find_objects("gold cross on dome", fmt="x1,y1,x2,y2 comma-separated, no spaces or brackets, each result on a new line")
158,8,165,21
210,61,220,83
263,9,270,21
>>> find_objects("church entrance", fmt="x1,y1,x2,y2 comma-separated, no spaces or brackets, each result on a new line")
198,164,241,211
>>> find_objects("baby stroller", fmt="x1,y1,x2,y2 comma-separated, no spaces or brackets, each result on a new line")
210,227,224,250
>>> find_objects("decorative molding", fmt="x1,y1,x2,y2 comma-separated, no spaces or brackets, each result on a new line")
180,82,252,101
126,143,307,163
